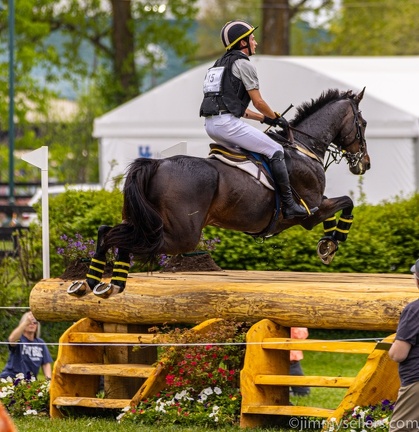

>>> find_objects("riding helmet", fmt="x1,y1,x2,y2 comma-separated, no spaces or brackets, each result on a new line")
220,20,258,51
411,258,419,274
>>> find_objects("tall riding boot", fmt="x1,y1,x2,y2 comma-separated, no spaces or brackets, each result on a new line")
270,150,316,219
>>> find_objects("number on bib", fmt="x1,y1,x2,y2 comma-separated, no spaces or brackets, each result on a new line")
203,67,225,94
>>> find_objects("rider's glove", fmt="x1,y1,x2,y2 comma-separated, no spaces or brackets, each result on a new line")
261,112,289,129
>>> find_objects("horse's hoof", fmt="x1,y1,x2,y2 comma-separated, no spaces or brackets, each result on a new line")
93,282,115,299
317,238,339,265
67,281,90,297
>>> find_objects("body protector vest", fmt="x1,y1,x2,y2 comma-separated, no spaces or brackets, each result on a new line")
200,50,251,118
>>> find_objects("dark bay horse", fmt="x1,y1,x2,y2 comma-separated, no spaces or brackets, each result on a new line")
68,88,370,298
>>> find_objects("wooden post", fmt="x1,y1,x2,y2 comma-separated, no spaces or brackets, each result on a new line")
240,319,290,428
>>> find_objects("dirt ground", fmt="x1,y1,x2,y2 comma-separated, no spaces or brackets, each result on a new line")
160,253,221,273
60,253,221,280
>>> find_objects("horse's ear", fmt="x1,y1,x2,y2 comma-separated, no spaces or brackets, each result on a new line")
355,87,366,103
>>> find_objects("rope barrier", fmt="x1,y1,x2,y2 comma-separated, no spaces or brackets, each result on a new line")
0,337,392,348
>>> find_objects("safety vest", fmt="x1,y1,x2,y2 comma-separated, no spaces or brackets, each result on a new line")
200,50,251,118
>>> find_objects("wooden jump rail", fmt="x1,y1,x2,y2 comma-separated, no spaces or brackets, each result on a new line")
29,271,415,423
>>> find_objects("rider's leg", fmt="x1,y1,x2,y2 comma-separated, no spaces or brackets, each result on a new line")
205,115,317,219
270,150,317,219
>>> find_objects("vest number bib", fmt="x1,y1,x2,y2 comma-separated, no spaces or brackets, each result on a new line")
203,67,225,94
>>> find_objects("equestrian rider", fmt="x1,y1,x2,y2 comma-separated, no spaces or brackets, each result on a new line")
200,20,317,219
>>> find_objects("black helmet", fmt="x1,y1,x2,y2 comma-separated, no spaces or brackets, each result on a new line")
411,258,419,274
220,20,257,51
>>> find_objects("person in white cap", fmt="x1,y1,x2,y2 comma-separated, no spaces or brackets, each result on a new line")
199,20,317,220
388,258,419,431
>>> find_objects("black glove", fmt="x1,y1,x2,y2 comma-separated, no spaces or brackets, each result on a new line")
261,112,289,129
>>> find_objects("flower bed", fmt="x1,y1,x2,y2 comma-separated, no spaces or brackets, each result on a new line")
0,373,50,417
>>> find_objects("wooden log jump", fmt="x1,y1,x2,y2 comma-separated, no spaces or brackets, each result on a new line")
30,271,417,331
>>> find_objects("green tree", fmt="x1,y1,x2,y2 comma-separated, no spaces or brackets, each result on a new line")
317,0,419,55
196,0,335,59
0,0,199,118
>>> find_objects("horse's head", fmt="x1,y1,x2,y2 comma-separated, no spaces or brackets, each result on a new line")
334,88,370,175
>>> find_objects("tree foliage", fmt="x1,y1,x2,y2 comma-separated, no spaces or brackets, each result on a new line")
317,0,419,55
0,0,199,118
196,0,335,59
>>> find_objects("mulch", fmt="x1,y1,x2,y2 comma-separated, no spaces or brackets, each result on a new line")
59,253,221,280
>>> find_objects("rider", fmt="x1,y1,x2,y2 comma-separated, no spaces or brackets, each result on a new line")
200,20,317,219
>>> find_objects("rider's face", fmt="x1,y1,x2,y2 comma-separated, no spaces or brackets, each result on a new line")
249,34,257,54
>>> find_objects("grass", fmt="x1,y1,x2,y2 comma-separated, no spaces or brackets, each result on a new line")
9,351,370,432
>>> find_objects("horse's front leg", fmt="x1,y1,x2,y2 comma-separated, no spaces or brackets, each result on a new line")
301,196,354,265
93,249,130,299
67,225,111,297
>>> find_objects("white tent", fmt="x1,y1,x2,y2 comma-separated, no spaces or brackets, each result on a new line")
93,56,419,204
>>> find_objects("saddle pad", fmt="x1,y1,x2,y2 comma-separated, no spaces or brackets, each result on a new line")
209,154,275,191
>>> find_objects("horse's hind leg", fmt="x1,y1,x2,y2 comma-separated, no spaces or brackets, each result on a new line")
93,249,130,298
67,225,111,297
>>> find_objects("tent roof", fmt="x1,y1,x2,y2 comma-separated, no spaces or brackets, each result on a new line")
93,56,419,139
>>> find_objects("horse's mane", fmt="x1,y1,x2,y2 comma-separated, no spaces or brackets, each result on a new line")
290,89,355,127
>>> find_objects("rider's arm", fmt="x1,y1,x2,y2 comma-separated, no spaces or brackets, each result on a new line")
246,88,277,121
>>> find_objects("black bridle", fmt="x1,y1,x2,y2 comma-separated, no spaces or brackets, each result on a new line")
334,101,368,169
289,99,367,171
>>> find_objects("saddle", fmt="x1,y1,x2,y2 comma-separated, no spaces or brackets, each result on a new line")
208,143,275,191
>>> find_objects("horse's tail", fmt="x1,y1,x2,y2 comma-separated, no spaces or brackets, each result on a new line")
104,158,164,262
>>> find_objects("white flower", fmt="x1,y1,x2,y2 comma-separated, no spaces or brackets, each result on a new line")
15,373,24,380
23,409,38,416
116,412,125,422
203,387,213,396
198,393,208,402
122,406,130,412
214,387,222,395
174,389,191,401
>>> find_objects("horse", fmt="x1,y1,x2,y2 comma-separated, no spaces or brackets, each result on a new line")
68,88,370,298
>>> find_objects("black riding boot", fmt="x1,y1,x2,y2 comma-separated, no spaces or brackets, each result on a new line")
270,151,314,219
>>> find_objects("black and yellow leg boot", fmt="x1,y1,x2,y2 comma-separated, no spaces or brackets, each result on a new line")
86,255,106,290
323,216,337,238
333,215,353,242
110,251,130,293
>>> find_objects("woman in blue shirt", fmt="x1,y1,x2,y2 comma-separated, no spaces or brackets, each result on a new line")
0,311,52,380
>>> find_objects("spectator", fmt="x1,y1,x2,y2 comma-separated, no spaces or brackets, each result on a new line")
0,311,52,380
388,259,419,432
290,327,310,396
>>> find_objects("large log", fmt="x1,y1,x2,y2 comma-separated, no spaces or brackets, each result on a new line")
30,271,417,331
